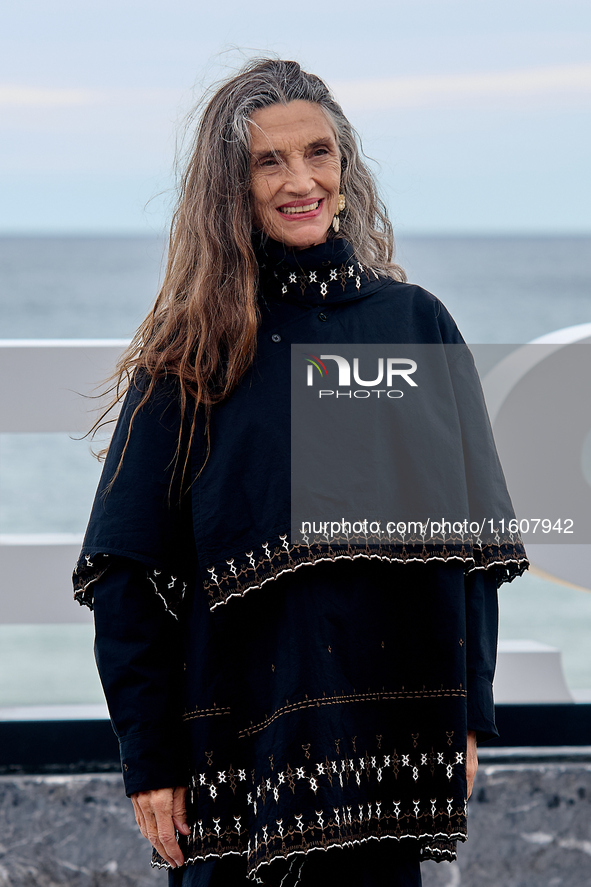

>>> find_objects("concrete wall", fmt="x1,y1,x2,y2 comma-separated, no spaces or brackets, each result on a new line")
2,754,591,887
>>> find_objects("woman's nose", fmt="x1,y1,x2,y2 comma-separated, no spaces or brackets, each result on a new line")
285,158,314,195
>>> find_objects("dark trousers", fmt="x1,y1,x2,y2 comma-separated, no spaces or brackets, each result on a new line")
168,840,422,886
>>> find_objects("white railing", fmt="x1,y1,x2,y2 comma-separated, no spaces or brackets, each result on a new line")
0,340,127,623
0,338,586,702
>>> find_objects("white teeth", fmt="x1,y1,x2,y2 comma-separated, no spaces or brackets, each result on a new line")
280,201,320,214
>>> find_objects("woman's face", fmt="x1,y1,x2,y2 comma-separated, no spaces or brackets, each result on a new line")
249,100,341,250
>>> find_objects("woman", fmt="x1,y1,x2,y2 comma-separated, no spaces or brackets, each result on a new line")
74,58,528,886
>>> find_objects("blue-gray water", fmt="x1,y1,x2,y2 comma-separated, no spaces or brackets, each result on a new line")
2,234,591,342
1,234,590,705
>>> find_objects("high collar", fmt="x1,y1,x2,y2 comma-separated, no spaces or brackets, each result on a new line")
253,234,382,306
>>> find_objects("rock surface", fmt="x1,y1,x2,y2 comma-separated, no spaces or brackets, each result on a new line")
422,760,591,887
0,774,161,887
2,761,591,886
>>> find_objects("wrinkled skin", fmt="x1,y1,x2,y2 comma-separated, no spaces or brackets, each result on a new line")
467,729,478,799
131,785,190,868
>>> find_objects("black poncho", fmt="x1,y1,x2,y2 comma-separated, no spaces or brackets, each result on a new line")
74,238,528,879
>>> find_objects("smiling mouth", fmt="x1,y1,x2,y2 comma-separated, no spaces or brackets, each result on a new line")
278,200,321,215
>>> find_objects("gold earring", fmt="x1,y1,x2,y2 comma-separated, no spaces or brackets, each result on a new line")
332,194,346,233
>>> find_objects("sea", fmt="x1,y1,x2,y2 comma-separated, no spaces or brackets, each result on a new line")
1,233,590,707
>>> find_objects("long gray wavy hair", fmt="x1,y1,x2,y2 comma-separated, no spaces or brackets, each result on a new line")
182,56,405,279
99,58,406,476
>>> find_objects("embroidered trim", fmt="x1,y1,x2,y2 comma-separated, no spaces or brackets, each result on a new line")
204,533,529,610
234,688,467,739
273,259,379,301
72,553,111,610
147,567,187,621
151,833,461,874
151,733,467,873
73,553,187,618
152,822,466,871
183,705,233,722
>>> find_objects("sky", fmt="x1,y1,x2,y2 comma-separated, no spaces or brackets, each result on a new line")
2,0,590,234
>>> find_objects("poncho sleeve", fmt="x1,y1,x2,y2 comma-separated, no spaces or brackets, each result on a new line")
72,374,198,793
73,373,196,618
465,567,499,741
91,558,193,795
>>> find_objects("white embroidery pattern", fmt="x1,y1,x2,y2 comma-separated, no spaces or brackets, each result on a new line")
203,529,528,611
186,738,466,871
276,260,374,300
